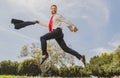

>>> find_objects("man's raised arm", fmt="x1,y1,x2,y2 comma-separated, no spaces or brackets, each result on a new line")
58,15,78,32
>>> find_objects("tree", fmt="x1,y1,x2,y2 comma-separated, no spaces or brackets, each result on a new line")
109,45,120,76
89,53,113,77
19,41,75,76
89,45,120,77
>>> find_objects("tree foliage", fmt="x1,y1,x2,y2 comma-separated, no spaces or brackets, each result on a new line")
0,60,18,75
0,43,119,77
18,59,40,76
88,45,120,77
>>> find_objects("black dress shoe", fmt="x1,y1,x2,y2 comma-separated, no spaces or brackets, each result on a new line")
40,55,48,65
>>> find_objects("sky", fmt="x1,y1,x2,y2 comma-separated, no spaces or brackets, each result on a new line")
0,0,120,65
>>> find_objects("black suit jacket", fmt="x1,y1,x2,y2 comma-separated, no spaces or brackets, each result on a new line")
11,19,37,29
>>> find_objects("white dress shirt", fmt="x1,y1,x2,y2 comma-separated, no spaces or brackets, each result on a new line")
39,13,77,31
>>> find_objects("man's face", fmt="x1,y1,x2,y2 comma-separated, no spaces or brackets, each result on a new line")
51,6,57,14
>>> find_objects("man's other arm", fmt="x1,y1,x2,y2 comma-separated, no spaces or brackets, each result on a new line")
58,15,78,32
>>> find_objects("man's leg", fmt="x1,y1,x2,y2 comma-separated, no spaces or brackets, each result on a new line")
40,32,56,55
55,37,82,60
55,37,86,65
40,28,63,64
40,28,63,55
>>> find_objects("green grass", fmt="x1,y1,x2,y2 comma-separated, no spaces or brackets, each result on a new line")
0,75,29,78
0,75,54,78
0,75,60,78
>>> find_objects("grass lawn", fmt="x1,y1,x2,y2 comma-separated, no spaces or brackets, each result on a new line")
0,75,61,78
0,75,29,78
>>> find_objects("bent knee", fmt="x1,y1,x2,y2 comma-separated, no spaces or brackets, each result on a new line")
40,36,45,41
61,45,69,52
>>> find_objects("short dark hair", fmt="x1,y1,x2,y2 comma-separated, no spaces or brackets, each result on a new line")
51,4,57,8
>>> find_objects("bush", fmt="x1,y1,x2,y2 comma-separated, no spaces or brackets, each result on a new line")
0,60,18,75
18,59,40,76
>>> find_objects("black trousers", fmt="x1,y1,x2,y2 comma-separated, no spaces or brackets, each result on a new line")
40,28,82,60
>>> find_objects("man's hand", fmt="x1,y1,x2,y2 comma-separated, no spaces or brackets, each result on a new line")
35,21,48,27
35,20,41,26
73,26,78,32
35,20,40,24
68,26,78,32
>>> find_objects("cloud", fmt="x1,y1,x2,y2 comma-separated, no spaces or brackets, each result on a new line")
0,25,8,32
90,33,120,56
109,41,120,48
108,34,120,48
0,24,39,42
57,0,110,28
90,41,120,56
91,47,113,55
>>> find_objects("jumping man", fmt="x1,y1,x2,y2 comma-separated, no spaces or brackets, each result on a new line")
37,5,86,66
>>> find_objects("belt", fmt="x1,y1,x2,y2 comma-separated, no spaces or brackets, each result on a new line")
53,27,61,30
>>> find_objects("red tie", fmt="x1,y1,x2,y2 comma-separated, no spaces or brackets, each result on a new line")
48,16,53,32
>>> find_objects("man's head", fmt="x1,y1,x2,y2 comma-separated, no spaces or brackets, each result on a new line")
50,5,57,14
